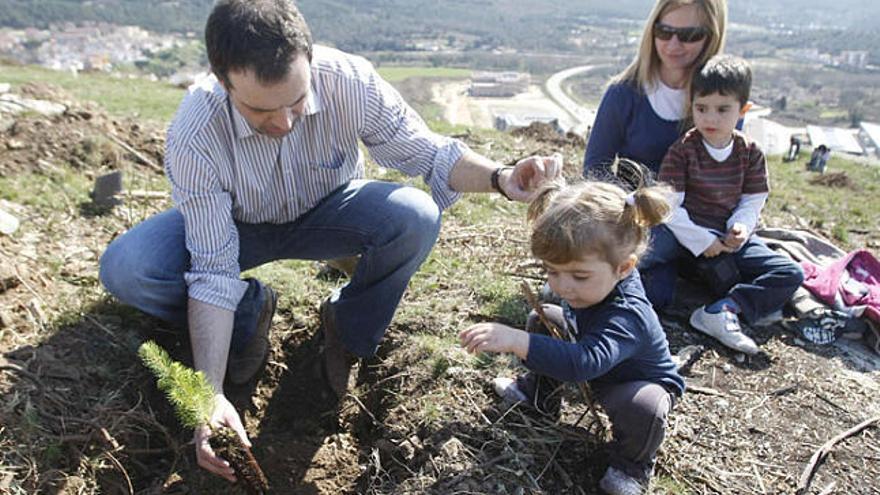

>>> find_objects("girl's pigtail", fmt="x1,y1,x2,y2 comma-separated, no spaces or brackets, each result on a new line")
527,178,566,223
624,184,672,229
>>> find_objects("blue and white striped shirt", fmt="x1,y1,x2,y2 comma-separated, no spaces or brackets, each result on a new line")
165,45,469,311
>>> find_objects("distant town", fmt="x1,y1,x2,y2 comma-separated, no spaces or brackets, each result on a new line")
0,23,193,79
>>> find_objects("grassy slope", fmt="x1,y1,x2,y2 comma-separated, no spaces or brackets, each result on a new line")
764,155,880,249
1,63,185,122
0,63,471,122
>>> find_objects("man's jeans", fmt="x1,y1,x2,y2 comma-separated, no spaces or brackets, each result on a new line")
639,225,804,323
99,180,442,357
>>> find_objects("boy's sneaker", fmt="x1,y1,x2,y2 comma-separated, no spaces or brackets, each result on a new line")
492,372,561,418
227,285,277,385
690,306,759,355
599,466,645,495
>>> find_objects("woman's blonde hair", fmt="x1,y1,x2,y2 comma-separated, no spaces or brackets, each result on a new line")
528,175,672,267
612,0,727,92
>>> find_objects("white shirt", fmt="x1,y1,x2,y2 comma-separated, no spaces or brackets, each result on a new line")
645,80,687,121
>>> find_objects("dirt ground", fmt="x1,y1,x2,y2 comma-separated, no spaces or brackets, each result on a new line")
1,86,879,495
430,81,577,132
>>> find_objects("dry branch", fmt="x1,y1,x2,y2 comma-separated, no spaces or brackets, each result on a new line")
795,415,880,495
105,132,162,172
519,281,608,439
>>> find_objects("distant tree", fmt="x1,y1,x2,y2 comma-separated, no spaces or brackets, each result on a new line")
840,89,867,127
775,95,787,111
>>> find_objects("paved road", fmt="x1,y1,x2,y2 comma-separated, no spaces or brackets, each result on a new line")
544,65,603,134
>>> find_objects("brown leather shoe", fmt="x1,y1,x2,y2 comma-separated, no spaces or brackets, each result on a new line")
318,298,357,399
227,285,276,385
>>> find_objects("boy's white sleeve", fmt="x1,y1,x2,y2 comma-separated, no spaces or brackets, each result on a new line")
727,192,768,234
665,191,718,256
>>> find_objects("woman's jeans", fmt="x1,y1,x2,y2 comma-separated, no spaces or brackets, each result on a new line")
99,180,441,357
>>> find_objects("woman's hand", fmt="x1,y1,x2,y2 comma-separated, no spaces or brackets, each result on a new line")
459,323,530,360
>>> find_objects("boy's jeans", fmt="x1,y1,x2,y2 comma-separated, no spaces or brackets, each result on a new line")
640,225,804,323
99,180,441,357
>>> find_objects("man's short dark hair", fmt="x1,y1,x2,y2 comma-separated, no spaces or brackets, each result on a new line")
206,0,313,87
692,54,752,107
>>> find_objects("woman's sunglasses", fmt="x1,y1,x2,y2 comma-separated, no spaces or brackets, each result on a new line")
653,22,709,43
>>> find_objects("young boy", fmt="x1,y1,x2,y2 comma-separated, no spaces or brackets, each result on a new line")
640,54,804,354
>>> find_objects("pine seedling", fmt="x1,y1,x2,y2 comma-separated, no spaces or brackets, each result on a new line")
138,341,269,494
138,341,214,429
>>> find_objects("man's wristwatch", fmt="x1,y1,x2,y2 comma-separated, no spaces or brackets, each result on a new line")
490,166,515,201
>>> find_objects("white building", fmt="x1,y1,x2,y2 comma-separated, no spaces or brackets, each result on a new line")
858,122,880,158
806,125,864,155
838,51,869,70
469,71,530,97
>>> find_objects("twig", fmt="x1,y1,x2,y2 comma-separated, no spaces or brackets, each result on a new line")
124,189,167,199
752,463,767,494
501,271,546,281
105,132,162,172
0,356,45,394
101,451,134,495
796,415,880,495
818,481,837,495
536,441,563,481
520,281,608,439
770,384,799,397
13,266,45,307
688,385,726,396
463,385,492,426
82,314,126,351
347,393,381,427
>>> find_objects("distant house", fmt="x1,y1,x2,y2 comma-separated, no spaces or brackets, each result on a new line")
838,50,869,70
494,114,563,134
469,71,529,97
806,125,864,155
858,122,880,158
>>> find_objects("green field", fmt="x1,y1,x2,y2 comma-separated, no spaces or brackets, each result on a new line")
0,63,185,122
376,66,471,82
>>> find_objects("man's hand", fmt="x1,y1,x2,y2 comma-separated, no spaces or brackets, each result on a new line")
501,153,564,202
194,394,251,482
723,223,749,251
702,238,732,258
459,322,530,360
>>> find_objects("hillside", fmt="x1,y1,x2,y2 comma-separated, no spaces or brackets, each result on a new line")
2,0,880,54
1,69,879,494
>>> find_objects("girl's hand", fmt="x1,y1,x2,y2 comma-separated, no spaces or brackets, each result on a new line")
459,323,530,360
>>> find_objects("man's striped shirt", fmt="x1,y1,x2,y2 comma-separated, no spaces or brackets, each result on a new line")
165,45,469,311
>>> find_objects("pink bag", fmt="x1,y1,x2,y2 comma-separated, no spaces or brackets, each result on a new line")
801,249,880,325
